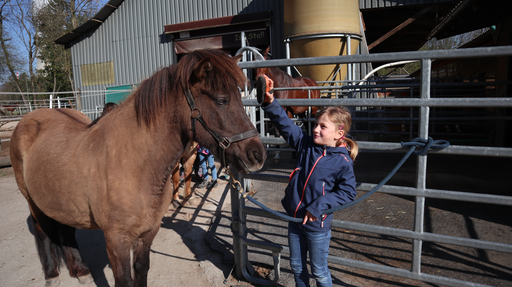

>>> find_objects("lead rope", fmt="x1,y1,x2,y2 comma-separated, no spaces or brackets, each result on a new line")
227,137,450,223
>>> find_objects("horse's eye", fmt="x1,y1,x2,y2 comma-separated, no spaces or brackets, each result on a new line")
215,98,228,105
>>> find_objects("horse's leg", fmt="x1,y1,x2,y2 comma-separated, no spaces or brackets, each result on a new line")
132,226,160,287
105,232,134,287
171,162,181,205
59,224,93,284
29,208,62,287
182,152,197,198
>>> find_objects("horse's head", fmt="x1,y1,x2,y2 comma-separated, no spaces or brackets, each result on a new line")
255,46,272,79
177,49,266,173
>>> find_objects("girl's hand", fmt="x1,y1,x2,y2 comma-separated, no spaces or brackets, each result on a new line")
265,75,274,104
302,211,318,225
258,74,274,106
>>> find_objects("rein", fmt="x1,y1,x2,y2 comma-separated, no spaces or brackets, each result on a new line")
183,88,259,168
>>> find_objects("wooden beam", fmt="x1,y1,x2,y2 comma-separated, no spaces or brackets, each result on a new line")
368,6,434,51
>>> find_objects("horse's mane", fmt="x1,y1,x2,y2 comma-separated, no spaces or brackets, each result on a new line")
133,49,247,127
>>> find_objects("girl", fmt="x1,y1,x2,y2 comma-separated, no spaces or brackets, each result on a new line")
197,145,218,189
261,76,358,287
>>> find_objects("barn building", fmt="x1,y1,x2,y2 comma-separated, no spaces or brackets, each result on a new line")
55,0,511,145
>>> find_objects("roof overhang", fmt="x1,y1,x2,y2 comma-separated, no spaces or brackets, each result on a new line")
164,11,271,39
54,0,124,48
164,11,272,54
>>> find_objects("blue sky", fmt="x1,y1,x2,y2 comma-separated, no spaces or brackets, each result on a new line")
5,0,110,75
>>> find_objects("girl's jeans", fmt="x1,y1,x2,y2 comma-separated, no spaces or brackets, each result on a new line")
288,222,332,287
198,153,217,181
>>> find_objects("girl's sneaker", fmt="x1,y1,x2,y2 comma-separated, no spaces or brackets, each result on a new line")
198,178,208,189
207,180,218,189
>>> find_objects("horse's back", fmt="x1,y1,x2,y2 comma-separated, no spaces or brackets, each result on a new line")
11,108,90,161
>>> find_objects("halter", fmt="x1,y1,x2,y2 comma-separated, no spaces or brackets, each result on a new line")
183,87,259,168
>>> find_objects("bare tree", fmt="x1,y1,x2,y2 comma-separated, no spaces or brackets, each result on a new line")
0,0,27,101
35,0,101,92
8,0,39,97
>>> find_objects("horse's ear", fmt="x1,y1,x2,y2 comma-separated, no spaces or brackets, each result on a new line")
264,46,270,55
194,58,213,80
233,54,243,63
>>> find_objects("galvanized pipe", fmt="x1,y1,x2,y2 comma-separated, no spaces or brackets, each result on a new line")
238,46,512,69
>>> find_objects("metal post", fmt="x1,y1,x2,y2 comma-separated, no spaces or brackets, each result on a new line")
230,167,244,278
241,31,248,86
412,58,431,274
347,35,352,84
231,168,252,279
285,39,292,76
75,91,82,111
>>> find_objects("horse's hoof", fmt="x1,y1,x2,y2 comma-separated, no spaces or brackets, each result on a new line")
78,274,94,285
45,277,60,287
172,200,182,208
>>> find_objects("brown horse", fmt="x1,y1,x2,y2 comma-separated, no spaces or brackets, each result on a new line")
10,49,266,287
256,47,321,118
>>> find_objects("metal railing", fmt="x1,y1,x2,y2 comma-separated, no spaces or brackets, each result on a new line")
231,46,512,286
0,92,78,119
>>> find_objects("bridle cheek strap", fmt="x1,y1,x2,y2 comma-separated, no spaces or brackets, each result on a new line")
183,88,259,167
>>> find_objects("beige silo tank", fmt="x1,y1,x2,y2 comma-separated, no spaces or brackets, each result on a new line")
284,0,361,84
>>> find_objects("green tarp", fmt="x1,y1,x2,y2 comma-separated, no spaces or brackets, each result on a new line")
105,85,133,104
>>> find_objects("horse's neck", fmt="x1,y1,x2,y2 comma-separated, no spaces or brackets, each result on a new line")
102,102,184,162
268,68,292,87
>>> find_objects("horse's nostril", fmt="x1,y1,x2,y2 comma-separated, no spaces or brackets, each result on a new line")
248,150,262,164
253,151,262,162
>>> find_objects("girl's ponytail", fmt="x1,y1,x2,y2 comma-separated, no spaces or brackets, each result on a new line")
345,137,358,161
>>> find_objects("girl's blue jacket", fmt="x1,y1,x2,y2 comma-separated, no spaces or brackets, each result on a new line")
263,100,357,232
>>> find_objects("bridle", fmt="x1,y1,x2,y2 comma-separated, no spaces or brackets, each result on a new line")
182,87,259,168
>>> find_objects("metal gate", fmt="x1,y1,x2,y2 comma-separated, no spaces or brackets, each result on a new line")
230,46,512,286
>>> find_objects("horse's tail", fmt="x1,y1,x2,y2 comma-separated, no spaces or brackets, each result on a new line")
29,211,64,279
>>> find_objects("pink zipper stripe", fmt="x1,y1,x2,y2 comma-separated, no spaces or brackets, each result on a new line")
294,153,324,218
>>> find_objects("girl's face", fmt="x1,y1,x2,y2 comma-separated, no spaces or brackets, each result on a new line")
313,114,344,147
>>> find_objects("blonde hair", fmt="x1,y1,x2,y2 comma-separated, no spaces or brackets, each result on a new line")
316,106,359,161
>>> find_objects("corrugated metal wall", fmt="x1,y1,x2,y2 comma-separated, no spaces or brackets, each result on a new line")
359,0,454,10
70,0,284,116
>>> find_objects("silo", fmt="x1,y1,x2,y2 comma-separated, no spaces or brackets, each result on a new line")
284,0,361,84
